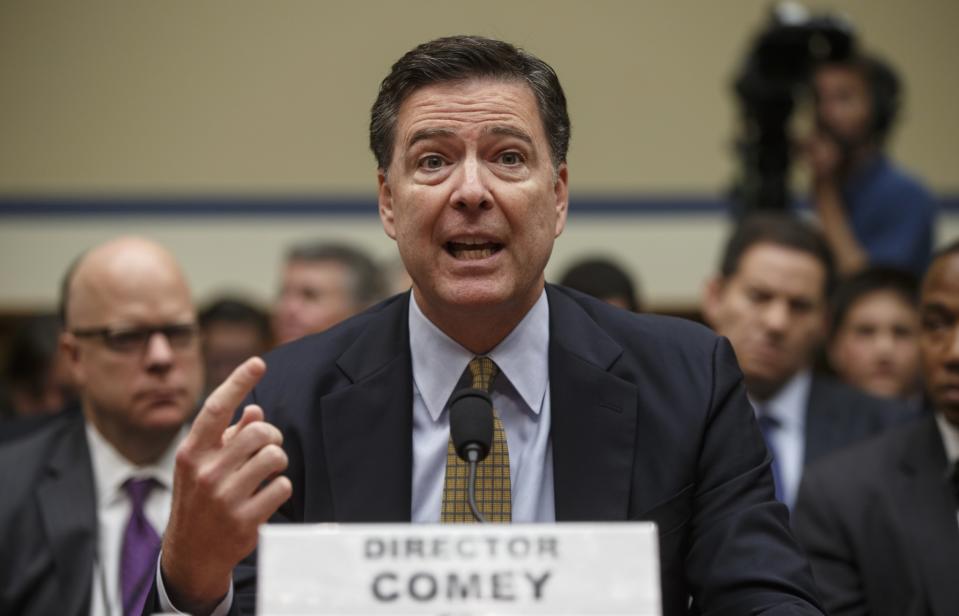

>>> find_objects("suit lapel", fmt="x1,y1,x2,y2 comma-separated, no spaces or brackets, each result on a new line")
36,413,97,616
546,286,638,520
894,418,959,616
320,294,414,522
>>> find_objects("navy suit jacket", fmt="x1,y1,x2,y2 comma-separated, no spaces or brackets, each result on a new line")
794,416,959,616
152,285,823,615
804,375,908,468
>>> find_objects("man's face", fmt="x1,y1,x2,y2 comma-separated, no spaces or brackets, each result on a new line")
378,78,568,323
64,263,203,437
202,321,269,394
814,65,873,148
705,243,827,399
272,259,357,345
918,253,959,426
829,290,921,399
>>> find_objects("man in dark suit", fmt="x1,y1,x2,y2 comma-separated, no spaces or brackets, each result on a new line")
703,214,906,509
793,241,959,616
154,36,824,615
0,237,204,616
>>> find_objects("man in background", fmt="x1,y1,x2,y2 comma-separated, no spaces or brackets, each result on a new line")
0,313,76,420
0,236,204,616
703,214,905,509
828,266,922,407
793,240,959,616
805,53,936,277
558,256,642,312
199,298,271,396
271,242,384,345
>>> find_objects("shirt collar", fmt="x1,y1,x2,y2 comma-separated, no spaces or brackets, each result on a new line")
85,420,184,507
749,369,812,431
935,413,959,466
408,288,550,422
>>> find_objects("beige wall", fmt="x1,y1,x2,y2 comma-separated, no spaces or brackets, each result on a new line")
1,0,956,309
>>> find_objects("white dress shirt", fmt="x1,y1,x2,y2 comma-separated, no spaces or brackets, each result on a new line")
86,421,182,616
749,370,811,510
409,287,554,522
161,288,556,614
934,413,959,528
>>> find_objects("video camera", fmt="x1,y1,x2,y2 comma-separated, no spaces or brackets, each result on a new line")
729,2,857,217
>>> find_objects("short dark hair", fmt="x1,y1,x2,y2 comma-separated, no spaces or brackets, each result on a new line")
719,213,836,298
559,257,642,312
199,297,270,341
829,266,919,338
286,242,384,306
370,35,571,171
3,314,62,398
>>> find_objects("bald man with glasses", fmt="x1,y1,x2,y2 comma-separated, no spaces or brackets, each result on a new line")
0,236,204,616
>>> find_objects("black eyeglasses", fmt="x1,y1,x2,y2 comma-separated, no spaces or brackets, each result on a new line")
70,323,200,354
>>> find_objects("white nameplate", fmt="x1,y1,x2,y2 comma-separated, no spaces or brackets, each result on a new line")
257,523,661,615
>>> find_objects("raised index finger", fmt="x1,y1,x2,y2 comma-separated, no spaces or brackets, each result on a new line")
191,356,267,449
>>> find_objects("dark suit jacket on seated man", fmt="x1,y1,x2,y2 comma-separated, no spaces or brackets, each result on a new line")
152,35,825,616
792,242,959,616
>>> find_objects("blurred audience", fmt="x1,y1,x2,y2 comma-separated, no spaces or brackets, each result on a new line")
703,213,905,508
0,236,204,616
793,240,959,616
1,313,76,419
198,297,271,395
804,52,936,277
558,256,643,312
272,241,384,345
828,266,922,406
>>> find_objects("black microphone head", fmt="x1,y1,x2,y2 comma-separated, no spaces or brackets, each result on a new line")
449,387,494,462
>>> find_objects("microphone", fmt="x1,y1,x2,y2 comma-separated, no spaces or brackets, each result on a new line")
449,387,494,523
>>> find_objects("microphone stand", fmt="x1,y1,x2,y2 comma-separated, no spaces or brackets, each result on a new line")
464,445,488,523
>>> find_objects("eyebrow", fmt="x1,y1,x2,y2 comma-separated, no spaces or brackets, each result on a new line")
484,125,533,144
407,128,456,148
406,125,534,149
920,302,952,315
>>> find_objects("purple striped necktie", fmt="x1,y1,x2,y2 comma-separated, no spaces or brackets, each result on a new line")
121,477,161,616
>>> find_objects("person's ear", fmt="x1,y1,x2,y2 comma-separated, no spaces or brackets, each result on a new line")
378,169,397,240
60,331,86,387
702,276,725,328
553,163,569,238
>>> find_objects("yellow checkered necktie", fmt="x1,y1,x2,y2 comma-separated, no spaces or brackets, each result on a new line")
440,356,512,523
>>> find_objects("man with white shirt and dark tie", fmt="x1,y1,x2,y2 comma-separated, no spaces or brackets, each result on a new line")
0,236,204,616
703,214,906,509
793,240,959,616
150,35,826,616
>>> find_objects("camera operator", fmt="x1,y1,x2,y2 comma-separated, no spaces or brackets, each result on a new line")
804,53,936,277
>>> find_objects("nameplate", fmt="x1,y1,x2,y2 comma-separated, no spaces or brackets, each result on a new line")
257,522,661,615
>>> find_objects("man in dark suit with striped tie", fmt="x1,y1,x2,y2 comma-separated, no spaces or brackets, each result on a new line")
0,237,204,616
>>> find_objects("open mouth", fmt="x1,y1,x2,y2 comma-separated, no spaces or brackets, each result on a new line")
445,240,503,260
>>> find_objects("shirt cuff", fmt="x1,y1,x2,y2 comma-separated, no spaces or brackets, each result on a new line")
155,551,234,616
